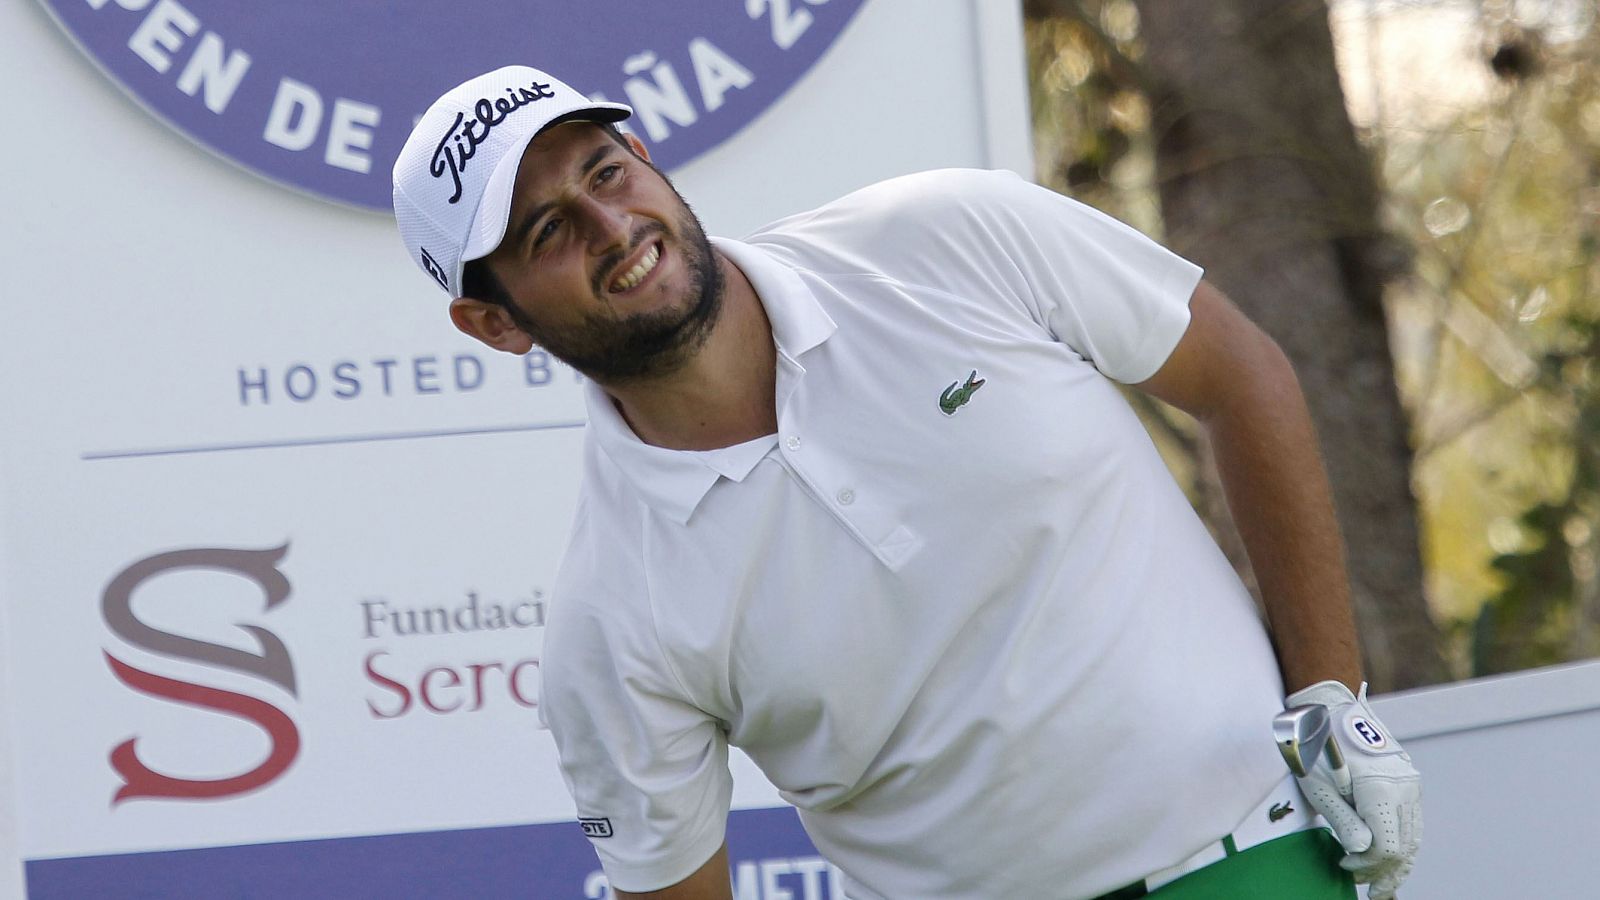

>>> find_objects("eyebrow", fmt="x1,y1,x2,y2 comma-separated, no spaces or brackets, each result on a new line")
509,143,620,250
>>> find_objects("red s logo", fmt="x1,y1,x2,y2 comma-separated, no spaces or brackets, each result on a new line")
102,545,300,804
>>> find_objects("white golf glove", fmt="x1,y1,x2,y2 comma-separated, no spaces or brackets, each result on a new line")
1285,680,1421,900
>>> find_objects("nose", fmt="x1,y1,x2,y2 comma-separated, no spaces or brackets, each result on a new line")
580,196,632,256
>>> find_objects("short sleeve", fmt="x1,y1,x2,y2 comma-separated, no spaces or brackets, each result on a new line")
983,171,1202,382
539,593,732,893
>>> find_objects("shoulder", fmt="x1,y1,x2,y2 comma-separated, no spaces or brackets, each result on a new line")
752,168,1040,243
744,169,1060,289
550,495,641,608
541,524,663,729
543,458,649,665
824,167,1033,214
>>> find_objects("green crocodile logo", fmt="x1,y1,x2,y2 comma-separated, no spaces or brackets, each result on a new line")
939,370,986,416
1268,802,1294,823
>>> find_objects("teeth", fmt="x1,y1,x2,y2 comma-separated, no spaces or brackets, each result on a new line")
610,244,660,292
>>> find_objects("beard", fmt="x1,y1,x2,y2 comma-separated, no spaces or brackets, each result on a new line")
507,185,724,385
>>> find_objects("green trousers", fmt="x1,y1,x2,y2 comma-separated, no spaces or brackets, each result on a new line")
1145,829,1356,899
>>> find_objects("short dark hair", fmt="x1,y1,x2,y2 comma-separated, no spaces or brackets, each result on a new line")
463,257,512,307
594,121,634,150
461,121,637,308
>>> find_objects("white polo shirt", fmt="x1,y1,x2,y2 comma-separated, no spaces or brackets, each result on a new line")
538,169,1289,898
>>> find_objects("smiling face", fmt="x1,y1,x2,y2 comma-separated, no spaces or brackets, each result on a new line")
465,122,722,383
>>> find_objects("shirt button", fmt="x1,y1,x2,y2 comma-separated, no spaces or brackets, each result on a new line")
836,488,855,506
785,436,801,451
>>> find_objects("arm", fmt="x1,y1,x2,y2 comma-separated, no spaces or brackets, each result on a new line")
1134,279,1362,692
614,843,732,900
1128,274,1418,900
539,587,736,900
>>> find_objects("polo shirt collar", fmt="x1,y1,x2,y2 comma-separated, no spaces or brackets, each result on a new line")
582,236,837,524
714,236,837,359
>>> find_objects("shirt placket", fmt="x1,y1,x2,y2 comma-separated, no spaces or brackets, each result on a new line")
773,350,923,570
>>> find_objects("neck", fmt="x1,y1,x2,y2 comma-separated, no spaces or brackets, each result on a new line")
604,251,777,450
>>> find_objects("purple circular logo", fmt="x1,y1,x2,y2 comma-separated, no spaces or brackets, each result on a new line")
40,0,867,210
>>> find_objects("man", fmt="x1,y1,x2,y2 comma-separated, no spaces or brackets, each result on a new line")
391,66,1421,899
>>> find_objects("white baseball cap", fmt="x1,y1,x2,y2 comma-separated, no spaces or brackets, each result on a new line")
392,65,632,297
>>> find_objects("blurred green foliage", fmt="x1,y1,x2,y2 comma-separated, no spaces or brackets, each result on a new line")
1026,0,1600,679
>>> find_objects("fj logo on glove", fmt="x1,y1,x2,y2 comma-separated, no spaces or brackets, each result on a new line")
939,370,986,416
1349,716,1388,749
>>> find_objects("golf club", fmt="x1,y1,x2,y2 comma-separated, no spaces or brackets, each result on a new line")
1274,704,1353,797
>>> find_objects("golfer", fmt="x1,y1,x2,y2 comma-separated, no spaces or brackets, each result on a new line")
391,66,1422,900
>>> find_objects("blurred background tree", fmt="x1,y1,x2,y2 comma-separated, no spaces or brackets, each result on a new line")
1022,0,1600,689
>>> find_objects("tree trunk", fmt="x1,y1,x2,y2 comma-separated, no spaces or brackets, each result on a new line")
1127,0,1446,689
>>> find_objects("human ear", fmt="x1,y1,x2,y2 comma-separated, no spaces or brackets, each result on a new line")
449,297,535,355
624,131,651,162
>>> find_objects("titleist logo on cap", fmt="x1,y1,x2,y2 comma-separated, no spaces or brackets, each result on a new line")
430,80,559,204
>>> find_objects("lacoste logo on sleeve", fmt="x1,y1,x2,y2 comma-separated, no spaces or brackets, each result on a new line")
1268,801,1294,823
939,369,987,416
579,817,614,838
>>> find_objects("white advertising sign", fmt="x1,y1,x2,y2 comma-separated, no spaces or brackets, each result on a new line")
0,0,1031,897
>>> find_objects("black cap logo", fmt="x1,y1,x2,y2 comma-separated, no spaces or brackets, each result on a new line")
420,246,449,289
430,81,559,204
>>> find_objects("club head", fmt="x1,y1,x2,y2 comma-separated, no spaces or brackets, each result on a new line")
1273,704,1332,777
